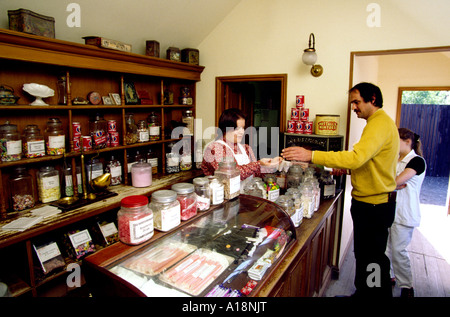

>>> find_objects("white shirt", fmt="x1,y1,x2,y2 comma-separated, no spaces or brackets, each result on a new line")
395,149,426,227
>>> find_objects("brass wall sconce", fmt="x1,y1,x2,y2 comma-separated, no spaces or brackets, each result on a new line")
302,33,323,77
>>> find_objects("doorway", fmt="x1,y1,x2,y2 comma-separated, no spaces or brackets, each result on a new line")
215,74,287,159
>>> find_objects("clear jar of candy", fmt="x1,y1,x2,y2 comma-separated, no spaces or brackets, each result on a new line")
171,183,197,220
193,177,211,211
208,176,224,205
0,121,22,161
118,195,154,245
37,166,60,203
45,118,65,155
9,166,35,211
214,158,240,200
22,124,45,158
149,190,181,232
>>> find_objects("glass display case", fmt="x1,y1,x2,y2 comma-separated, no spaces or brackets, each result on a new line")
84,195,296,297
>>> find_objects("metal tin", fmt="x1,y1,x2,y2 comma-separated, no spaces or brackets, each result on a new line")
73,137,81,152
304,121,313,134
291,108,299,120
107,120,117,132
109,131,120,147
72,122,81,137
315,114,340,135
82,135,92,151
287,120,295,133
296,95,305,108
8,9,55,38
294,121,304,134
145,40,160,58
300,108,309,121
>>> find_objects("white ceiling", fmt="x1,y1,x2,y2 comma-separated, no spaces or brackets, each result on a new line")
0,0,242,55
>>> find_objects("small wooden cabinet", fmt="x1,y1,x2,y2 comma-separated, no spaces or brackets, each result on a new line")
0,29,204,216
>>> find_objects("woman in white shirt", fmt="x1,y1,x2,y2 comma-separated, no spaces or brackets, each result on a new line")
387,128,426,297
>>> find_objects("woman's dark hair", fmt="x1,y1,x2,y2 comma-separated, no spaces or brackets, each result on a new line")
217,108,246,136
349,82,383,108
399,127,423,157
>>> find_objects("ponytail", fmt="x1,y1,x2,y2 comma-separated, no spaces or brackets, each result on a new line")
399,128,423,157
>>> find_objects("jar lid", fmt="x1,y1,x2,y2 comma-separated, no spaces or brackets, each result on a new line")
0,121,18,133
171,183,194,194
193,177,209,186
23,124,40,133
121,195,148,208
131,161,151,169
151,190,177,203
39,166,54,172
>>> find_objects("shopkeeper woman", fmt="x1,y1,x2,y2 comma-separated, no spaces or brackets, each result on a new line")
201,108,282,189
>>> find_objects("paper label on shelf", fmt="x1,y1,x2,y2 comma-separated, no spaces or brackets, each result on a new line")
161,205,181,231
68,229,92,248
28,140,45,155
35,242,62,263
99,222,118,238
6,140,21,155
48,135,65,148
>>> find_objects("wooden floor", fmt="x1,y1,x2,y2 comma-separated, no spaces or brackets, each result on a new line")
323,203,450,297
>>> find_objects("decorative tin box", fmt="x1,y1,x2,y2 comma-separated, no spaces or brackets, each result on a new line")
182,48,200,65
8,8,55,38
83,36,132,53
146,40,160,58
166,47,181,62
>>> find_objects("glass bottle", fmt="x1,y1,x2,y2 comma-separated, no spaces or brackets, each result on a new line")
180,146,192,171
193,177,210,211
117,195,154,245
149,190,181,232
89,113,108,149
286,188,303,227
86,158,103,182
182,110,194,135
147,111,160,141
137,120,149,143
171,183,197,220
9,166,35,211
105,155,122,186
63,166,74,197
195,139,203,169
37,166,60,203
320,170,336,199
300,182,314,219
146,148,158,174
76,165,83,194
57,75,68,105
131,160,152,188
214,158,240,200
45,118,65,155
22,124,45,158
208,176,224,205
166,142,180,173
125,113,138,145
0,121,22,161
275,195,296,225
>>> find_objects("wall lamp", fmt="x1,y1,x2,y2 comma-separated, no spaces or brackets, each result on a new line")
302,33,323,77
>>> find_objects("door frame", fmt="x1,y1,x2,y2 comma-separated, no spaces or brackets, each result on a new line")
215,74,288,131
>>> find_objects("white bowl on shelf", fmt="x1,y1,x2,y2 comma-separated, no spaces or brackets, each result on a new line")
23,83,55,106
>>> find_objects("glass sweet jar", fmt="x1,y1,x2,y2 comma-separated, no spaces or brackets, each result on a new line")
45,117,65,155
9,166,36,211
149,190,181,232
22,124,45,158
147,111,160,141
171,183,197,221
117,195,154,245
214,158,240,200
37,166,60,203
0,121,22,161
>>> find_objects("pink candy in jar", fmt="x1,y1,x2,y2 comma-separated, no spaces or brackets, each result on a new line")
171,183,197,221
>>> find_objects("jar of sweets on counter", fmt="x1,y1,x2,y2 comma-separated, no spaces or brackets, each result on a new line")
193,177,211,211
0,121,22,161
207,176,224,205
118,195,154,245
214,159,240,200
9,166,35,211
37,166,60,203
150,190,181,232
171,183,197,220
45,118,65,155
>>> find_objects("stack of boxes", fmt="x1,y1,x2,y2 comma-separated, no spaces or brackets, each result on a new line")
287,95,313,134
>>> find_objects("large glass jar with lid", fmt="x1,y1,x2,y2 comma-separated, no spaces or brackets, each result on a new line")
275,195,296,226
171,183,197,221
22,124,45,158
286,164,303,189
214,158,240,200
147,111,160,141
149,190,181,232
125,113,138,145
9,166,36,211
243,177,267,199
89,113,108,149
86,158,103,182
264,174,280,202
166,142,180,173
105,155,122,186
131,160,152,188
37,166,60,203
193,177,210,211
45,117,65,155
137,120,149,143
0,121,22,161
117,195,154,245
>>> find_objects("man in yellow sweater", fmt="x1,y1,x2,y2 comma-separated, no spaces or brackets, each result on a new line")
282,82,399,297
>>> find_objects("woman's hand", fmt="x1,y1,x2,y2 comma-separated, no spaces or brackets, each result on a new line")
259,156,282,167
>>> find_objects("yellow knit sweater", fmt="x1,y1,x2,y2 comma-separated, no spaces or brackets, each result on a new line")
312,109,399,204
